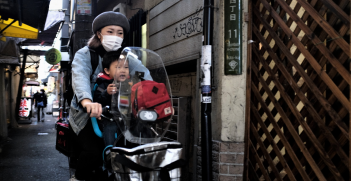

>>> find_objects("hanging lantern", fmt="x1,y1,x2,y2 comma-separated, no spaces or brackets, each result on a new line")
45,48,62,65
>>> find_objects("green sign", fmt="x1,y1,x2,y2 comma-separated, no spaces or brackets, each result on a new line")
45,48,61,65
224,0,242,75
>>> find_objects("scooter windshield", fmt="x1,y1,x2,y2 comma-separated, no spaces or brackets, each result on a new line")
111,47,173,144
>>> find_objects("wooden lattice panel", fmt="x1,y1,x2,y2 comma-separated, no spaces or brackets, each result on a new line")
245,0,350,180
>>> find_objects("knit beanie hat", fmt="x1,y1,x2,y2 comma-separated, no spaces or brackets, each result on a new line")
92,11,130,34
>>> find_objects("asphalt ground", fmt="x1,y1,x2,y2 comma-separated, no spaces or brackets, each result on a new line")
0,114,70,181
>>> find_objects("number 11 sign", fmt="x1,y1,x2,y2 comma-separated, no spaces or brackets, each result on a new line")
225,0,242,75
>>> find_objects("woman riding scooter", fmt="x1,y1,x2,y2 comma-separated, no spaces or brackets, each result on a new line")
68,11,130,181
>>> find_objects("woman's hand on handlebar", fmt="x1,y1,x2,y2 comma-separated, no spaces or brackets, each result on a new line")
81,99,102,119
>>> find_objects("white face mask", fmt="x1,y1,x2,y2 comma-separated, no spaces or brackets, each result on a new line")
100,34,123,52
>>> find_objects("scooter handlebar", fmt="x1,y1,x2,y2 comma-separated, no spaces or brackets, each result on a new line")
83,105,110,116
84,105,114,138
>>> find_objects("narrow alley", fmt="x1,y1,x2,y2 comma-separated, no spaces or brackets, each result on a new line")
0,115,70,181
0,0,349,180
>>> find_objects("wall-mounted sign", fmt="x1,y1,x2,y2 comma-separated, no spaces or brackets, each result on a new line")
47,76,56,92
77,0,92,15
224,0,242,75
45,48,62,65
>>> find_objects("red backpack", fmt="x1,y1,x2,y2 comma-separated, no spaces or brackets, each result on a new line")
131,80,173,120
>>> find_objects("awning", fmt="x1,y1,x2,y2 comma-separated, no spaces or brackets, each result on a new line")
0,2,63,47
0,0,50,31
21,11,65,46
44,11,65,31
21,22,61,46
0,17,38,39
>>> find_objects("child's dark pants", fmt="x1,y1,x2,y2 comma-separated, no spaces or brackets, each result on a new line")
101,119,118,146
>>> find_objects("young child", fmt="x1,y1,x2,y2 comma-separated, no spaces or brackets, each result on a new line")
93,50,129,148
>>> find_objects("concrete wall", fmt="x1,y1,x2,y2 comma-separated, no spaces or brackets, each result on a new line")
0,65,7,139
198,0,248,180
11,67,20,128
145,0,164,10
148,1,203,179
8,66,20,128
212,0,248,143
149,0,248,180
149,0,247,142
149,0,203,65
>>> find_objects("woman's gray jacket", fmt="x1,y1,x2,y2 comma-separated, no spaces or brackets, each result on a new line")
69,46,103,135
69,46,152,135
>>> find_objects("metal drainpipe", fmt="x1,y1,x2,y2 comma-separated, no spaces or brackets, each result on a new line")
16,0,22,26
201,0,214,180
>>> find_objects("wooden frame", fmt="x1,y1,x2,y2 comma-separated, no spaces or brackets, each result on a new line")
245,0,350,180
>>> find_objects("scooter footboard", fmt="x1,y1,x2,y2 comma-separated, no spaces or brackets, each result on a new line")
110,142,185,181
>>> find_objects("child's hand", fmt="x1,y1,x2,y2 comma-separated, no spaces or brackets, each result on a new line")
107,84,118,95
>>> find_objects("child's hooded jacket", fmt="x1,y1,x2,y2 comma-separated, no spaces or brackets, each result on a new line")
93,72,114,107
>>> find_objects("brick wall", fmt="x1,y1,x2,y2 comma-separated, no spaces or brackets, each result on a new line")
197,139,244,181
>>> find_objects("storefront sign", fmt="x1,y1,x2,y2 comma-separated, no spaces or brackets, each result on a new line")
19,98,31,117
224,0,242,75
45,48,62,65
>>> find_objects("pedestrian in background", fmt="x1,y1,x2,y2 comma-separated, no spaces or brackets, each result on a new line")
33,89,47,122
32,90,40,118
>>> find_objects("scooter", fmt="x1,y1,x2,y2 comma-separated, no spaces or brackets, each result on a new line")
91,47,185,181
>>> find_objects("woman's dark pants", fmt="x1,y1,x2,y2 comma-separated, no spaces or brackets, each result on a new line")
69,121,106,181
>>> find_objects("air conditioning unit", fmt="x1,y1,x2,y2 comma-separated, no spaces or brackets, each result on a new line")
113,3,127,16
